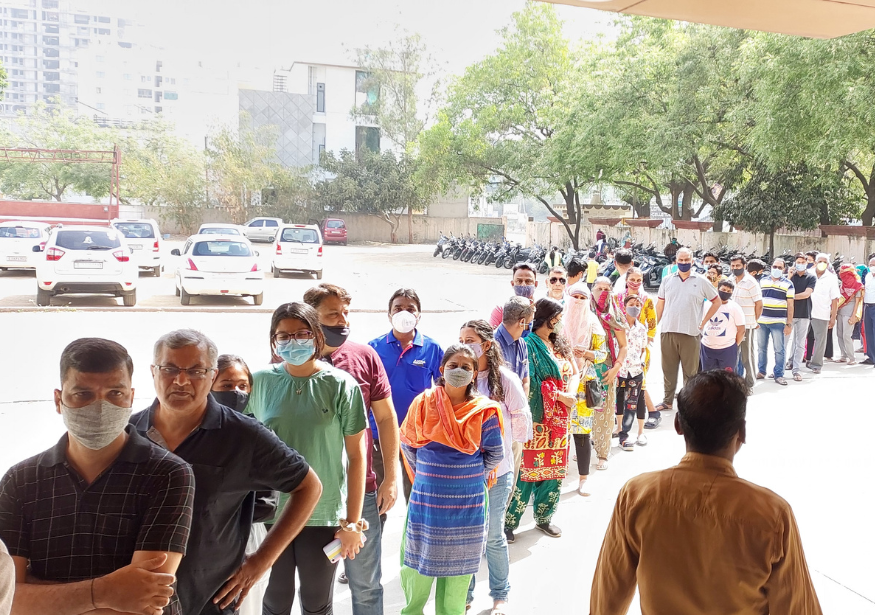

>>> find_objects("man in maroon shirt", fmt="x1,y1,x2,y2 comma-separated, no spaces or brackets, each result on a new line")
303,283,399,615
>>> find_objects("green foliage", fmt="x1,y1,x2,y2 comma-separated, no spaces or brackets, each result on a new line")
0,61,7,98
0,102,114,201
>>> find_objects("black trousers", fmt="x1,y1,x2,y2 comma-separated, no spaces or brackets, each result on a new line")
573,434,592,477
263,526,338,615
805,322,833,360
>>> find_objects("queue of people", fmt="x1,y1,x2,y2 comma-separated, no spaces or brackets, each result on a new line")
1,244,860,615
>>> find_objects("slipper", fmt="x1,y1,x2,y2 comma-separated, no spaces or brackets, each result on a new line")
577,481,591,496
654,403,672,412
793,373,802,382
644,416,661,430
491,608,509,615
596,459,609,471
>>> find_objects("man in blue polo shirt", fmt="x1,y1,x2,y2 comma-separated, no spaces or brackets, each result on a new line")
495,296,534,396
369,288,443,503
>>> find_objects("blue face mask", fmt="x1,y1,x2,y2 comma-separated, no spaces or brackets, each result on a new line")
276,339,315,366
677,262,691,273
771,267,784,279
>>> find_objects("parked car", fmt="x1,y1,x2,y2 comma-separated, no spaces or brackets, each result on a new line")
320,218,348,245
242,217,283,243
34,225,138,306
111,218,162,276
0,221,51,270
197,223,245,236
171,234,264,306
273,224,323,279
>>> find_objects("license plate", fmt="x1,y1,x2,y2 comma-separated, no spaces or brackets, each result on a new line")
74,261,103,269
5,256,26,262
129,244,142,250
287,249,307,254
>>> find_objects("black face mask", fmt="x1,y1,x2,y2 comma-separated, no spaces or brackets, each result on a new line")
753,272,764,280
322,324,350,348
718,290,733,302
211,390,250,413
731,268,745,278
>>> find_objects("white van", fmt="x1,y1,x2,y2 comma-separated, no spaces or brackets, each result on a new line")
0,221,51,270
111,218,162,276
272,224,323,279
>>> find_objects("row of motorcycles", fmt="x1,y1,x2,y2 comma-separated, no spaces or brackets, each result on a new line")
433,232,840,290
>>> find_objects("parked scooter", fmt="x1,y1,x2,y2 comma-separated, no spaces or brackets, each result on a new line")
433,232,449,258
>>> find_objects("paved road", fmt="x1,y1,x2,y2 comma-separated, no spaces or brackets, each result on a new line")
1,244,872,614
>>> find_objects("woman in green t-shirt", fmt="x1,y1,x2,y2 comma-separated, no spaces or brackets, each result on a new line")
249,302,368,615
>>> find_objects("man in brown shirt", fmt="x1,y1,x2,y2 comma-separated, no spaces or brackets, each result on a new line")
590,370,822,615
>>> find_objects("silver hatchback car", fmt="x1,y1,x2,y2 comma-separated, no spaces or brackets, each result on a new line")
242,217,283,243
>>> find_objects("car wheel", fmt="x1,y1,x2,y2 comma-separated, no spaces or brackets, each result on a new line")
122,290,137,307
152,266,161,277
36,288,52,306
174,283,180,297
180,287,192,306
273,267,281,279
252,292,264,306
315,270,323,280
269,236,276,243
342,240,348,246
0,267,7,272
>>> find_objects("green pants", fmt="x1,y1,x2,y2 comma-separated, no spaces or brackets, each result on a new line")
504,477,561,529
400,566,472,615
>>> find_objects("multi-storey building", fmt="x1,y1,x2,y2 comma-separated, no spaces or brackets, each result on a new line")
0,0,135,116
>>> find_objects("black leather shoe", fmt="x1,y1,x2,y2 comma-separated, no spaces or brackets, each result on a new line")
505,528,515,544
338,572,349,584
536,522,562,538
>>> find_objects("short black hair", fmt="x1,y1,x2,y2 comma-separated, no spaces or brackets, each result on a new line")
677,371,748,454
794,252,806,261
60,338,133,383
216,354,253,387
805,251,818,259
729,254,747,266
388,288,421,313
615,249,633,265
303,283,352,309
270,302,325,362
747,259,765,273
588,251,596,259
512,262,537,279
718,278,736,291
623,293,642,305
566,258,585,279
702,251,719,261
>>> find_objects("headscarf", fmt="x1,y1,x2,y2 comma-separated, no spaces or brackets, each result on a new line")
400,386,502,455
591,286,629,362
525,333,563,428
838,264,863,308
565,282,605,364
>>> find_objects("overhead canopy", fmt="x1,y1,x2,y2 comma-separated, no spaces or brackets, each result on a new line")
540,0,875,38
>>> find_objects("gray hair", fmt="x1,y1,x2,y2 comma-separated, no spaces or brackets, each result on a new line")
676,247,693,258
816,252,830,262
773,258,785,267
502,296,535,324
153,329,219,368
593,276,613,288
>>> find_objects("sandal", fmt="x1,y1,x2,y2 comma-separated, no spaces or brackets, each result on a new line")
577,481,591,496
644,416,662,429
654,403,672,412
491,606,510,615
596,459,609,471
793,373,802,382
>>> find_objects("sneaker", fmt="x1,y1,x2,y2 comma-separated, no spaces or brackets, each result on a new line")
861,358,874,365
636,434,648,446
536,522,562,538
621,440,635,452
338,572,349,585
505,529,515,544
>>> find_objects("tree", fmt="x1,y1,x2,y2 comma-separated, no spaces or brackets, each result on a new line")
315,149,430,243
420,4,595,249
0,61,7,99
351,32,443,243
741,30,875,225
0,102,113,201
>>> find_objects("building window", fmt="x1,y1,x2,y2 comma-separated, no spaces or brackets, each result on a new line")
355,126,380,156
167,77,175,85
43,71,59,80
137,89,152,98
42,0,59,8
273,73,287,92
97,16,110,23
123,73,131,80
95,87,101,94
156,60,162,72
42,59,58,69
41,11,59,21
43,24,58,34
96,102,104,110
43,48,58,57
43,83,60,93
155,75,162,88
141,75,149,83
10,9,29,19
97,28,110,35
95,55,104,62
117,41,132,48
355,70,379,113
155,106,162,114
42,36,59,46
154,91,162,103
95,71,104,78
163,91,178,100
316,82,325,112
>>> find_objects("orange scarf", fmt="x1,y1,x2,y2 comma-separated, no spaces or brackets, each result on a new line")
400,386,504,484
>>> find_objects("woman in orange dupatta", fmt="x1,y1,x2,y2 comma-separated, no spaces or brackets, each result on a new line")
398,344,505,615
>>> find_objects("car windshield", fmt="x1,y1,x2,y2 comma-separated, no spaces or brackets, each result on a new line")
281,228,319,243
55,230,121,250
0,226,41,239
326,220,345,229
192,241,252,257
200,227,240,235
114,223,155,239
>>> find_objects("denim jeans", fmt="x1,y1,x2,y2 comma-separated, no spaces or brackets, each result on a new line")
865,304,875,363
467,471,513,604
758,322,787,378
784,317,810,374
343,491,383,615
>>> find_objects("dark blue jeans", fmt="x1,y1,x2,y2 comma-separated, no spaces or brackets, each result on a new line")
864,304,875,362
342,490,383,615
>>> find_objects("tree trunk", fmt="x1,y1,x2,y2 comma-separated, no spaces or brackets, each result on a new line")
864,190,875,226
680,182,696,221
407,206,413,244
768,228,775,259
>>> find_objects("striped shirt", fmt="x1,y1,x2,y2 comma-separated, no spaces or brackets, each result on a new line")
731,273,763,329
758,276,795,325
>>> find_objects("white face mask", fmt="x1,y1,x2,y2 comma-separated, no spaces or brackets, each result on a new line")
391,310,417,334
61,399,132,450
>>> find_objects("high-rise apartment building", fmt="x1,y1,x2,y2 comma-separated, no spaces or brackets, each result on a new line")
0,0,135,116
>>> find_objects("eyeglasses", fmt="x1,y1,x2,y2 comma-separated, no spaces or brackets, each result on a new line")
549,277,567,284
273,331,315,343
153,365,216,380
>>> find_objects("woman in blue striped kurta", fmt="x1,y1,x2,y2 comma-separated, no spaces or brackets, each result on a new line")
399,344,505,615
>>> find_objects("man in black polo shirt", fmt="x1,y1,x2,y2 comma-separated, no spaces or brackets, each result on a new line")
0,338,195,615
131,329,322,615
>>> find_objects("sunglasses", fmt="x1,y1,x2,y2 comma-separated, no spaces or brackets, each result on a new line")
549,277,567,284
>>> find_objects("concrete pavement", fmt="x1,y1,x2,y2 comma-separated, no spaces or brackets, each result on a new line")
0,244,872,614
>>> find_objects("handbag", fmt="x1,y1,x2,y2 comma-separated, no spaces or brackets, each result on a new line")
581,362,606,409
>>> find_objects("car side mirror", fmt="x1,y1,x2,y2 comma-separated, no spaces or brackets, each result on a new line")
254,251,260,257
170,248,181,256
32,245,42,252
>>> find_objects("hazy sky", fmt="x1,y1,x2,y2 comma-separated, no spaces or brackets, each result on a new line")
117,0,616,78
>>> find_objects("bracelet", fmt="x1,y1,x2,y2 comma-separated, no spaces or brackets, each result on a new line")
339,518,369,533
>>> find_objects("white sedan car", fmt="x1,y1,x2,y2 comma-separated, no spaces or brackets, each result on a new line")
172,234,264,306
0,221,51,270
